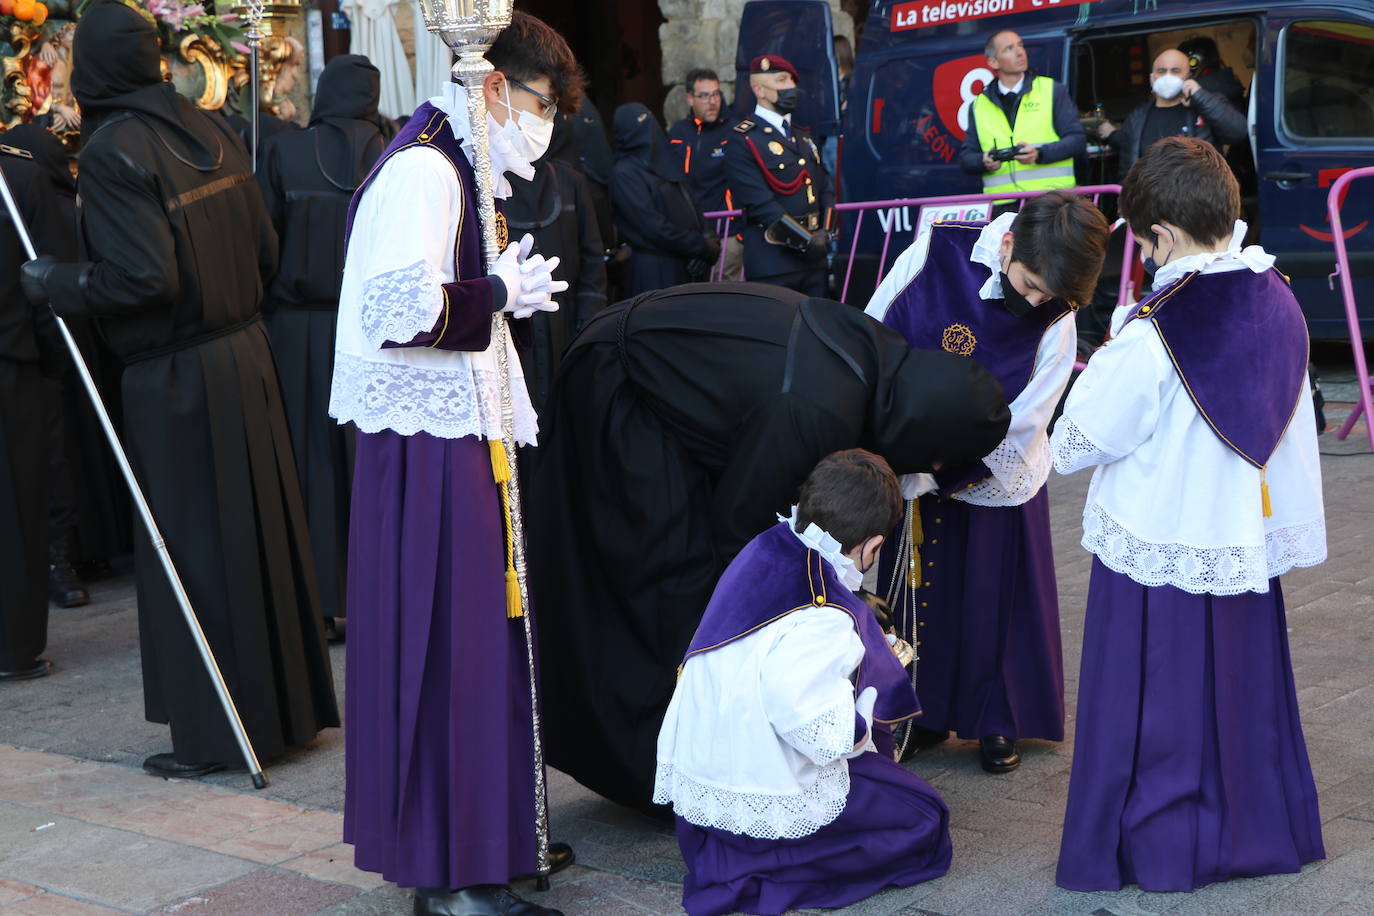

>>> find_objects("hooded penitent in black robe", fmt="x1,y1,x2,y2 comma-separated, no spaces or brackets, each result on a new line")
528,282,1012,810
258,55,387,623
559,98,615,250
505,114,608,418
610,103,712,296
0,148,65,673
37,0,338,764
4,124,130,569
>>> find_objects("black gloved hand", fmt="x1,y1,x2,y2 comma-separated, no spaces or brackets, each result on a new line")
764,214,814,254
805,229,829,263
701,234,722,262
20,256,57,306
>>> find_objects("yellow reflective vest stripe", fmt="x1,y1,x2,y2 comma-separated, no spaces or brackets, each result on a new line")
972,76,1076,195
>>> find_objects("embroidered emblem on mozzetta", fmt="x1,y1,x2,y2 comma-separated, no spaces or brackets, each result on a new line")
768,140,784,155
494,211,510,250
941,323,977,356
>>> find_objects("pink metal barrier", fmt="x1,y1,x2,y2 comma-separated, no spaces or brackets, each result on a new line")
706,185,1135,309
1327,166,1374,449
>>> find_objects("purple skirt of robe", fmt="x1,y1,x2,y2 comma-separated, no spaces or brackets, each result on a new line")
1056,559,1324,892
881,488,1064,741
675,751,952,916
342,429,538,889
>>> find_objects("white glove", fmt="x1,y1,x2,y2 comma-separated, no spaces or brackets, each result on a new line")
847,686,878,758
489,233,568,318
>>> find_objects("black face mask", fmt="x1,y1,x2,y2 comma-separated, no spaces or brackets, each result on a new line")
1000,271,1037,317
1143,227,1176,278
773,87,801,114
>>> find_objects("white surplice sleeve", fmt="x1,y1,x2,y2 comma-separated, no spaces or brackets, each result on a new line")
1050,321,1169,475
352,147,460,349
956,314,1078,506
760,608,866,767
863,226,934,323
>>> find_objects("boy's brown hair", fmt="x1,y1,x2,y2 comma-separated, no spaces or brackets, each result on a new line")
486,11,585,115
1120,135,1241,247
795,450,902,553
1010,190,1111,309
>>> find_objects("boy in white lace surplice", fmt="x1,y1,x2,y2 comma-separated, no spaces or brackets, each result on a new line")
655,450,951,916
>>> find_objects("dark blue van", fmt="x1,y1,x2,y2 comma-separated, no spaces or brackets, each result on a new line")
738,0,1374,338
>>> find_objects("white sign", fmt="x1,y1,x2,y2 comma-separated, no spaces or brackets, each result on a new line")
915,200,992,236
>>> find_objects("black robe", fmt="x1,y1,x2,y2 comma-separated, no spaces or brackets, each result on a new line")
257,55,386,622
0,149,65,671
505,115,608,418
610,103,710,296
44,5,338,764
528,282,1011,810
4,124,130,566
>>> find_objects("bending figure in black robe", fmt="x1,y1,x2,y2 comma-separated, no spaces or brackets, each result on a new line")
1,147,66,679
21,0,339,775
528,282,1011,810
505,112,608,419
258,54,387,629
610,103,716,296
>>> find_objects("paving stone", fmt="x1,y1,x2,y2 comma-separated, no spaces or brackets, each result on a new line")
149,868,359,915
0,877,44,905
0,891,129,914
280,843,388,891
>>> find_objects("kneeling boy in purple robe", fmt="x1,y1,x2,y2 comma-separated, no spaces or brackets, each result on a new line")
654,449,952,916
864,191,1111,773
1053,137,1326,892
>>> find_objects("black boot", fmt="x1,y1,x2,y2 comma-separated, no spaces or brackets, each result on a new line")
979,734,1021,773
49,537,90,608
414,885,563,916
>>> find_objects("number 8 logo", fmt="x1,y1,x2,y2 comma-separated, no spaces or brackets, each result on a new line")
958,66,994,133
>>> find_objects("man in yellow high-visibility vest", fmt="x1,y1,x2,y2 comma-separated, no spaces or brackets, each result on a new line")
959,30,1085,207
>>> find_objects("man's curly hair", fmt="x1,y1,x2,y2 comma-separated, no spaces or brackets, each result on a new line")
486,11,586,115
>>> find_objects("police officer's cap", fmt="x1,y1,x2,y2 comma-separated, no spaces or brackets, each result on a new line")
748,54,799,81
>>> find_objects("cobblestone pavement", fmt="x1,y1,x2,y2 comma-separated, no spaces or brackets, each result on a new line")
0,404,1370,916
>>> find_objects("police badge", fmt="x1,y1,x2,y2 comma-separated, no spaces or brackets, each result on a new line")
768,141,785,155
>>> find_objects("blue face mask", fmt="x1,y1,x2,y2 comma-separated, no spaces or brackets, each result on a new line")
1143,227,1176,277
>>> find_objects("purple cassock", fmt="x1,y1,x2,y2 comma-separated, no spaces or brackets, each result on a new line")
674,523,952,916
876,222,1070,743
340,103,539,889
1057,267,1323,892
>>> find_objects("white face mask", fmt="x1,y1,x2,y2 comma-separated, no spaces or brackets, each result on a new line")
1152,73,1184,100
495,81,553,162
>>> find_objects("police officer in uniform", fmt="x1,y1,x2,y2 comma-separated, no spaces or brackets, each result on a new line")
724,54,833,296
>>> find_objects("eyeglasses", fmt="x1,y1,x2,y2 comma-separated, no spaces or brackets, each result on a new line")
691,90,723,102
508,77,558,121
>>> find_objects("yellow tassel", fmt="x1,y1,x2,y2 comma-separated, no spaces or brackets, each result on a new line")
1261,467,1273,518
488,439,511,483
506,567,523,619
907,499,924,590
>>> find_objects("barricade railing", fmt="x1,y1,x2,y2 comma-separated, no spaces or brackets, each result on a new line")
706,184,1134,310
1327,166,1374,449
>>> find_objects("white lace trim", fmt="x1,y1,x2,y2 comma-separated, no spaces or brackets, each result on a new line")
1083,502,1327,596
955,436,1048,507
780,506,862,589
359,260,445,349
652,759,850,839
779,705,857,766
1051,417,1117,475
329,351,538,445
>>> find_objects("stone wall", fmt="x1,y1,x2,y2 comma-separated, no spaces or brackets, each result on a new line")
657,0,853,125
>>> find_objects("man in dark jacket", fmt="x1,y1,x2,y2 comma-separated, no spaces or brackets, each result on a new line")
1097,48,1247,180
20,0,338,777
667,68,738,278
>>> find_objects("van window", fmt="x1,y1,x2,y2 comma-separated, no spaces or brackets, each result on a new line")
1283,20,1374,139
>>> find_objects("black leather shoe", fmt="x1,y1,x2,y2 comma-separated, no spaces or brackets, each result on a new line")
899,724,950,762
979,735,1021,773
512,842,574,883
414,885,563,916
142,753,226,780
49,561,90,608
0,659,53,681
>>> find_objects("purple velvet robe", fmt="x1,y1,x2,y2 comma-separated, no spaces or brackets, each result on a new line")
876,221,1067,742
341,101,541,890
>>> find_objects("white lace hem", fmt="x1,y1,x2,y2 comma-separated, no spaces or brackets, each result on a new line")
1082,502,1327,596
955,436,1049,507
359,260,445,349
1050,417,1117,475
329,351,538,445
779,705,858,766
652,760,850,839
